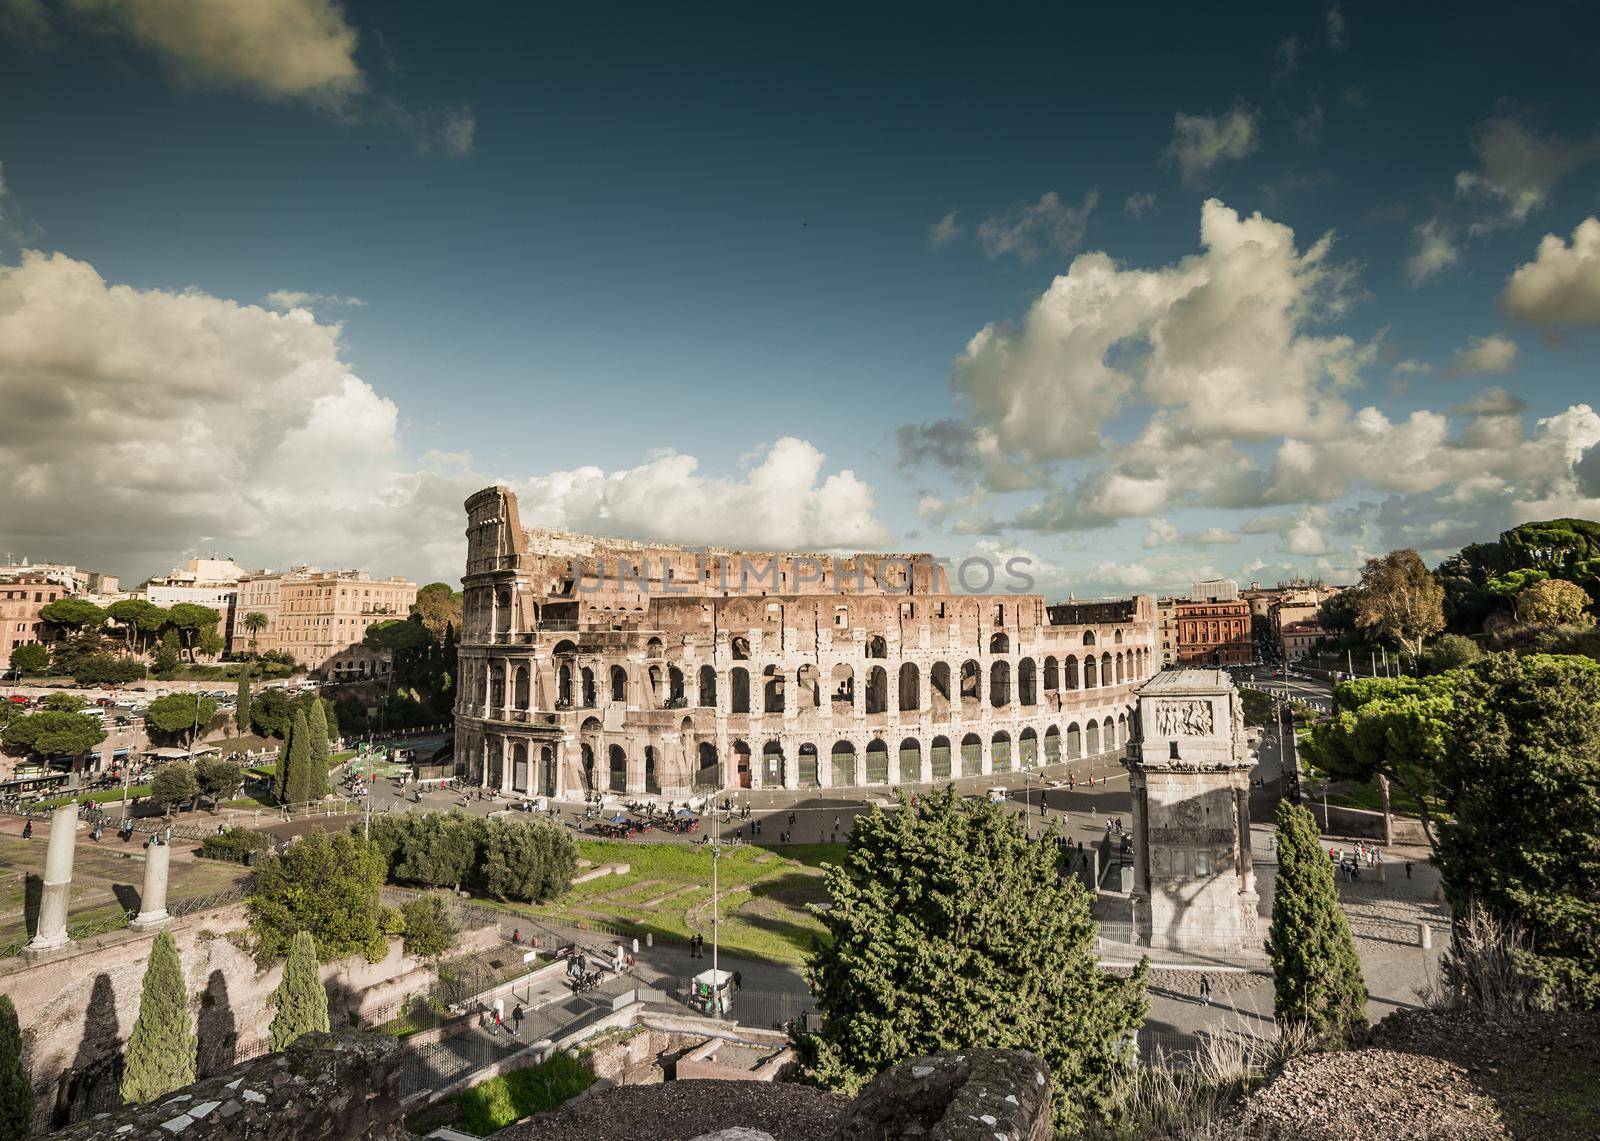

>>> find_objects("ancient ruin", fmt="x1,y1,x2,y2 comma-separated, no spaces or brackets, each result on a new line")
1122,668,1260,958
455,486,1159,796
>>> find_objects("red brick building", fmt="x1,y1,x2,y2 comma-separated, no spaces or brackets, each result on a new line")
1174,597,1253,665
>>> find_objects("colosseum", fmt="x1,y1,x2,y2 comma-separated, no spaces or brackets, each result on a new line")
454,486,1159,798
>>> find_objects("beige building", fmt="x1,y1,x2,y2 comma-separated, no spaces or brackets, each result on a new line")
1,574,69,671
456,486,1159,799
234,567,418,678
136,558,246,650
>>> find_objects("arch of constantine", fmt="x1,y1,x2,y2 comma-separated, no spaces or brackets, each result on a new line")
454,486,1159,798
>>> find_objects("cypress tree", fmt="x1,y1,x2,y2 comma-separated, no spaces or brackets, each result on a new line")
235,672,252,735
307,699,331,798
321,698,340,747
285,710,312,806
0,995,32,1141
1265,798,1368,1046
800,786,1146,1135
274,714,291,804
120,931,196,1104
269,931,330,1051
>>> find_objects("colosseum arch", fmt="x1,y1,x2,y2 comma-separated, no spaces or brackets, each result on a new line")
513,665,531,711
865,666,889,714
1019,726,1038,767
540,744,556,796
899,737,922,783
648,665,664,705
798,742,819,787
797,663,822,708
488,665,505,712
930,662,951,717
557,662,573,706
609,665,628,703
831,741,857,787
1044,724,1060,764
646,636,664,657
731,667,751,713
1086,720,1101,754
898,662,920,711
989,660,1010,707
1066,722,1082,758
667,665,685,704
763,665,786,713
866,634,888,659
698,665,716,707
607,743,627,792
1084,656,1098,687
1083,630,1096,646
731,636,751,660
581,667,597,707
1103,715,1116,750
510,741,528,791
865,739,889,783
992,730,1011,773
1114,628,1124,644
1018,658,1037,705
644,745,660,794
1043,656,1058,691
931,735,953,780
731,739,751,788
960,660,981,708
1116,711,1128,746
989,631,1009,654
1064,655,1079,688
695,741,719,789
831,663,855,711
763,740,787,788
1100,652,1112,686
960,732,982,777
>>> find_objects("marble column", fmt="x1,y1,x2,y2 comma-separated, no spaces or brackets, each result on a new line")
24,805,79,956
131,839,172,929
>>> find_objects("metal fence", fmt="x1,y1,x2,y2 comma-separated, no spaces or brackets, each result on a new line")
670,977,813,1032
1,878,252,962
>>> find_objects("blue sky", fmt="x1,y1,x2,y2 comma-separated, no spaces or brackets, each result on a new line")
2,1,1599,593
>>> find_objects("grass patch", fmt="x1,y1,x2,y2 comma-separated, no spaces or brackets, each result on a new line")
34,785,152,809
403,1052,594,1136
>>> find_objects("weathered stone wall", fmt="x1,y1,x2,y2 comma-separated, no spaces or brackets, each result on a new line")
1,904,440,1127
832,1050,1052,1141
55,1033,403,1141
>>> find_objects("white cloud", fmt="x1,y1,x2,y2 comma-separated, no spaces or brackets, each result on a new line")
1142,518,1239,548
1085,560,1157,589
1454,116,1600,228
927,210,963,250
975,191,1097,263
1407,217,1460,285
1167,105,1258,185
1445,333,1517,376
1501,216,1600,326
0,251,886,582
68,0,363,105
1326,6,1345,48
1391,358,1432,377
380,101,477,158
265,289,366,311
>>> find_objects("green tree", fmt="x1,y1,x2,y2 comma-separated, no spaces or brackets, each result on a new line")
1,710,106,775
251,687,292,739
400,896,459,959
321,698,340,744
163,603,221,662
410,583,463,640
195,626,225,659
284,710,313,805
1350,549,1445,655
71,654,145,686
1425,633,1482,673
1515,578,1594,627
370,812,482,892
1437,653,1600,1009
150,761,199,813
798,787,1147,1134
146,693,218,747
1265,799,1368,1046
363,617,432,654
107,599,168,654
37,597,106,633
8,643,48,676
241,610,269,654
196,757,244,807
269,931,330,1050
151,631,182,676
247,828,394,963
236,673,253,734
0,994,32,1141
1302,674,1460,850
40,692,85,712
306,699,332,798
120,930,196,1104
479,816,578,903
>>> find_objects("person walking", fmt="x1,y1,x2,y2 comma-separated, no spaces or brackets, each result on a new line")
732,970,743,992
1199,975,1212,1006
511,928,521,944
511,1004,524,1037
22,819,32,840
787,811,796,828
1405,860,1413,879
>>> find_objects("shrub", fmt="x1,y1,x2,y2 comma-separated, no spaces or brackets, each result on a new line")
198,828,270,862
401,896,459,959
454,1053,595,1135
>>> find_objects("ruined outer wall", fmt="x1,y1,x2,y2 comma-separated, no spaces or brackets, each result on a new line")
455,486,1159,797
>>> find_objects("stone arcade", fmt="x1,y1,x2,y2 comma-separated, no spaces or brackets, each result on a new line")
454,486,1160,797
1122,668,1260,958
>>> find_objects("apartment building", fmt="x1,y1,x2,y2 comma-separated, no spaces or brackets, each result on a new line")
234,568,418,678
0,574,68,671
136,557,245,649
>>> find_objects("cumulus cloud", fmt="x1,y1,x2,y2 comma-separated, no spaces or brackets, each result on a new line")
927,210,963,249
948,198,1364,475
1501,216,1600,325
67,0,364,105
1445,333,1518,376
1142,518,1240,548
1454,115,1600,228
1167,105,1258,185
1124,192,1157,218
1407,217,1460,285
976,191,1097,263
0,251,886,581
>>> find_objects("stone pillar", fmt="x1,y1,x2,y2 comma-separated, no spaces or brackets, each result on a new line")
131,839,172,929
25,805,79,956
